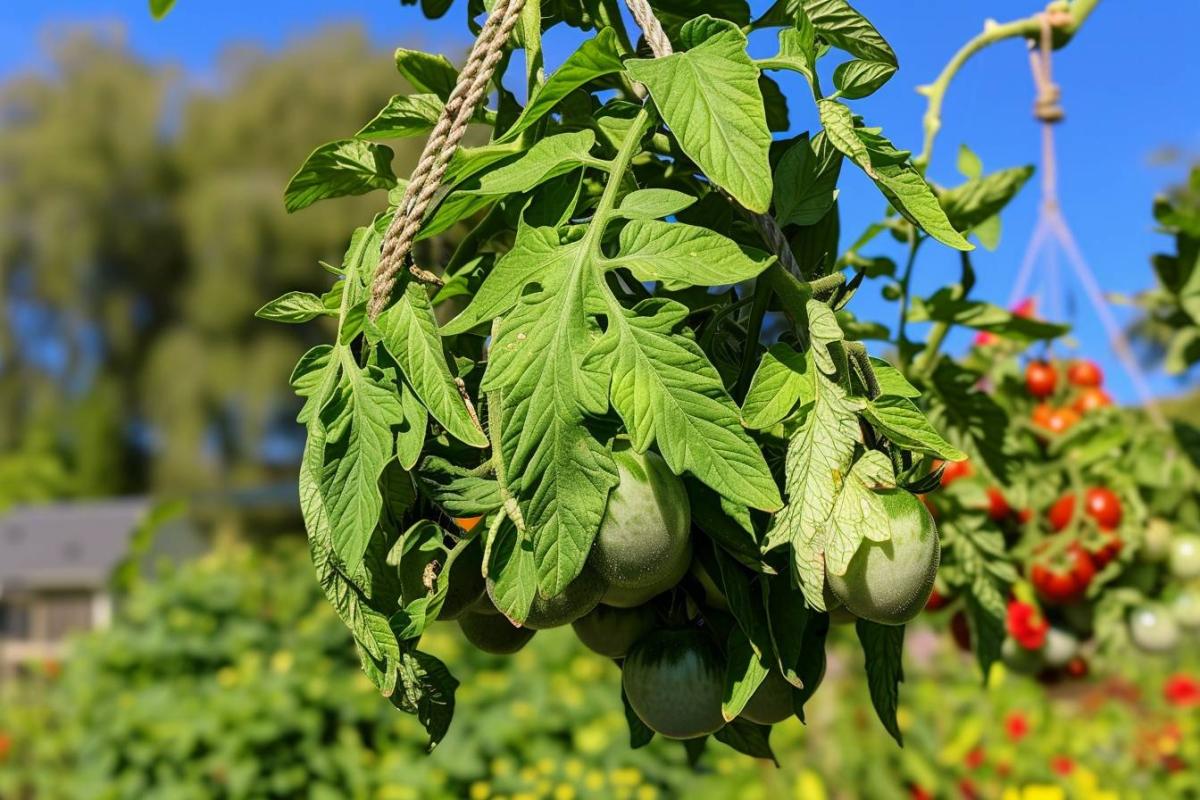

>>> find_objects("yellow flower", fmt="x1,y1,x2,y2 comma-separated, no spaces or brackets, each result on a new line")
1021,785,1066,800
270,650,294,674
563,759,584,780
794,770,827,800
584,770,606,791
536,757,556,776
636,787,659,800
491,757,514,778
216,667,239,688
610,767,642,788
554,785,576,800
469,782,490,800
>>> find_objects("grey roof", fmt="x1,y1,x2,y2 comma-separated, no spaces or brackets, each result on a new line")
0,498,149,591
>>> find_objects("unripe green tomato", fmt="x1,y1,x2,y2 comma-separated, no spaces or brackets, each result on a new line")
1170,587,1200,632
436,538,486,621
1141,518,1173,562
1128,605,1181,654
738,669,795,725
589,445,691,604
571,603,656,659
1170,534,1200,580
622,628,725,740
1001,636,1045,675
489,564,607,630
458,611,536,654
825,489,940,625
1041,627,1080,668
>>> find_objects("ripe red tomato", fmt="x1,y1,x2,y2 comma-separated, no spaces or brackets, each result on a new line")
1073,387,1112,414
1065,657,1089,679
1045,407,1080,434
1017,507,1034,525
1086,527,1123,569
1025,361,1058,398
1067,359,1103,388
1084,487,1122,529
973,331,998,348
1047,494,1078,532
986,488,1011,521
453,515,483,532
1031,403,1056,429
925,586,953,611
939,459,973,487
1030,542,1096,604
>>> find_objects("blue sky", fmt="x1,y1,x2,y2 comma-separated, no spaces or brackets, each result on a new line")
3,1,1199,402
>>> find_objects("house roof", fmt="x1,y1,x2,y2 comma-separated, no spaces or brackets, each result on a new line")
0,498,149,592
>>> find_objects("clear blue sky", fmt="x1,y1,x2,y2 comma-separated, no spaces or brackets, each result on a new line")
3,1,1199,402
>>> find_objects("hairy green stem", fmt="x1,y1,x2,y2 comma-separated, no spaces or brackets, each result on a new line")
847,342,881,400
520,0,544,100
916,0,1102,169
809,271,845,300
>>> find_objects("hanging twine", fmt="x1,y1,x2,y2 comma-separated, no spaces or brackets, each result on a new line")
1029,10,1067,124
368,0,527,320
622,0,804,279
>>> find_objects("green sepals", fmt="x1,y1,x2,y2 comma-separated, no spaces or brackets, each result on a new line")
626,16,773,213
285,139,397,213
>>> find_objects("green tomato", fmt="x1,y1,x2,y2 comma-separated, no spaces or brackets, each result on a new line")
1172,587,1200,631
1001,636,1045,675
572,604,656,659
1041,627,1080,668
825,489,940,625
738,669,795,725
622,628,725,740
458,610,536,654
1170,534,1200,580
589,445,691,605
436,538,486,621
1141,518,1173,562
489,564,607,630
1128,605,1181,654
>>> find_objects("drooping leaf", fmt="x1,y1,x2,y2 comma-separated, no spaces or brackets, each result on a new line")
373,280,488,448
823,451,895,577
832,59,896,99
285,139,397,213
626,17,773,213
939,165,1035,232
864,396,969,461
855,619,905,745
714,719,778,764
802,0,896,65
722,626,771,720
486,516,538,623
392,649,459,751
584,299,782,511
464,130,598,196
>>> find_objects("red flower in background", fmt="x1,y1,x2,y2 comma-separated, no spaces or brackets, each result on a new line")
1164,674,1200,708
964,746,986,770
1050,755,1075,775
1006,600,1049,649
1004,711,1030,742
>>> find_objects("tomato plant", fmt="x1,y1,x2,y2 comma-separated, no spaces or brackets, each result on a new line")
236,0,1123,757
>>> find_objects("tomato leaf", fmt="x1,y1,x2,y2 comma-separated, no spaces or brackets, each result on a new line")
285,139,397,213
357,94,445,141
256,291,333,324
773,132,842,227
802,0,896,65
609,220,775,290
722,626,771,721
626,17,773,213
927,360,1010,482
833,59,896,99
864,396,969,462
393,49,458,100
714,718,778,765
615,188,697,220
823,451,896,577
464,130,598,196
855,619,905,746
391,649,459,752
939,165,1035,233
742,342,813,430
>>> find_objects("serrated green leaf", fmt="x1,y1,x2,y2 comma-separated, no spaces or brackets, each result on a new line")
764,371,863,608
824,451,895,576
722,626,770,720
832,59,896,99
465,130,597,196
609,220,774,290
864,396,968,461
802,0,896,65
817,98,869,167
742,342,813,429
394,377,428,470
486,517,538,623
284,139,397,213
855,619,904,745
626,17,773,213
584,299,782,511
500,28,625,142
807,298,845,375
292,345,338,424
481,240,619,595
939,165,1034,232
774,132,841,227
442,225,568,335
394,49,458,100
318,358,406,571
357,94,444,140
868,357,920,398
908,289,1068,342
616,188,697,220
416,456,502,517
256,291,332,323
374,281,488,448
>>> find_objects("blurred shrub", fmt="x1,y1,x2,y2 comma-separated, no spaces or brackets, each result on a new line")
1,541,1197,799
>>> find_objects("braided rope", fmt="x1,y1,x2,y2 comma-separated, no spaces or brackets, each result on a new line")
622,0,803,278
368,0,527,320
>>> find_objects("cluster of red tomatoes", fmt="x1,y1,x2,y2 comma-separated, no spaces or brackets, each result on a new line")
1025,358,1112,435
